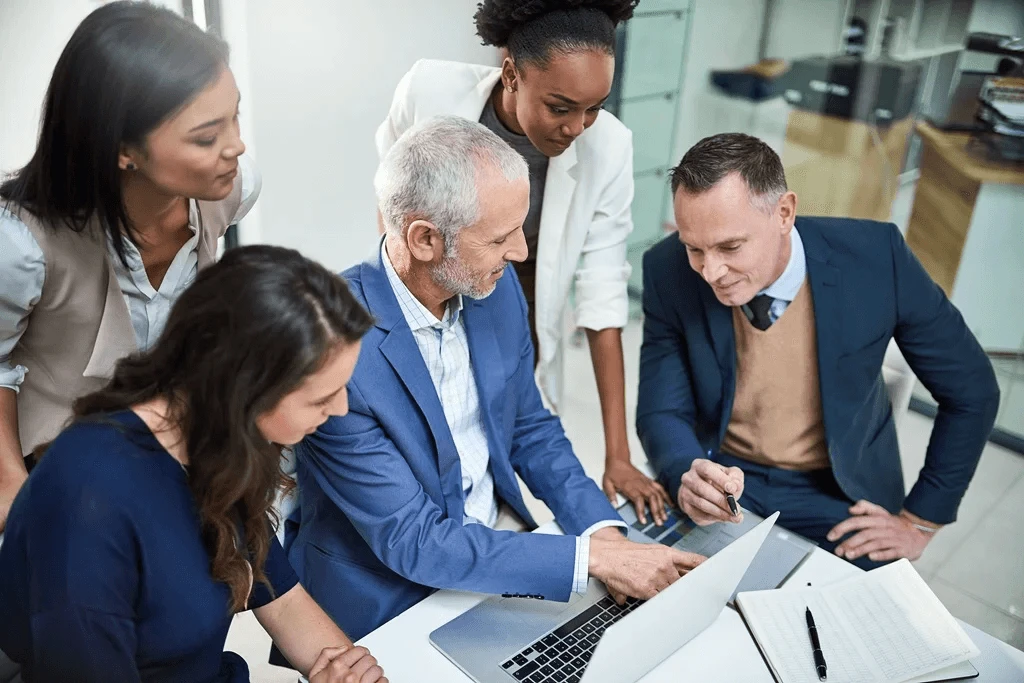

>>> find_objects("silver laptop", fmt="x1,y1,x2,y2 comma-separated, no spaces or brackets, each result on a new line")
430,512,780,683
618,502,814,600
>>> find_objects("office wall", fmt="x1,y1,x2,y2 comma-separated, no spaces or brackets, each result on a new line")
673,0,770,157
0,0,181,175
763,0,846,62
962,0,1024,72
0,0,98,173
235,0,497,271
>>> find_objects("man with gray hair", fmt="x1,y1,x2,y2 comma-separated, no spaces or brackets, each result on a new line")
285,116,703,642
638,132,998,571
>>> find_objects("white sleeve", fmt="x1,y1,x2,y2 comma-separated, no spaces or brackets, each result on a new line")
230,153,262,224
0,208,46,392
574,131,634,332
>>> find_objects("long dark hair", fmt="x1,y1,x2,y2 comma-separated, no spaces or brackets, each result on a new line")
72,245,374,611
474,0,639,68
0,1,229,266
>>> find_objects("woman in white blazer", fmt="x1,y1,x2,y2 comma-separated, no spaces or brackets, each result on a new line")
375,0,671,523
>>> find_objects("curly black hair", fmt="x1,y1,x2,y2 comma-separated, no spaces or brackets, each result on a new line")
474,0,639,68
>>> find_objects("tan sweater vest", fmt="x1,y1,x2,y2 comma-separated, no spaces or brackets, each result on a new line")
721,281,830,471
11,180,240,455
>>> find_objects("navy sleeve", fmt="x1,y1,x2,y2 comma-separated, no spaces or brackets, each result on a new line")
888,224,1000,523
636,248,705,502
22,457,143,682
248,535,300,610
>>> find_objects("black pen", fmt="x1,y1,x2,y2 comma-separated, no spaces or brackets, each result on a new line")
805,607,827,681
726,493,739,516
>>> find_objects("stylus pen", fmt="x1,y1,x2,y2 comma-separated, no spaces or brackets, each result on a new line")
805,607,828,681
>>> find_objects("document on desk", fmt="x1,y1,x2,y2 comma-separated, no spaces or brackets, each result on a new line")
736,559,980,683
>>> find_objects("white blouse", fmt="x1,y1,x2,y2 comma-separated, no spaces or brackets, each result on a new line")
0,154,261,391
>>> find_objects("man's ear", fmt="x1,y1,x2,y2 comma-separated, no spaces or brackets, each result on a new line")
777,190,797,232
407,219,443,264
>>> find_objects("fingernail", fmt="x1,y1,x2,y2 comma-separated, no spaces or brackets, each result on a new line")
827,533,836,542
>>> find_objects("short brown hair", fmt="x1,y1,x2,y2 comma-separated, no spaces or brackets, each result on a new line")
670,133,787,212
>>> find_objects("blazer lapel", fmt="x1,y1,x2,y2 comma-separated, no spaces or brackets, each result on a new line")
533,146,579,348
194,200,218,268
462,295,532,520
696,280,737,435
83,258,138,379
461,299,504,417
800,223,842,444
697,278,735,377
362,250,465,519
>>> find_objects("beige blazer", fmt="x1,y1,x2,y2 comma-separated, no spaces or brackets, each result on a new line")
11,181,241,455
375,59,635,411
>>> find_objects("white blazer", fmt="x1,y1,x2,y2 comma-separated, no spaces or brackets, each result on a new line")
376,59,634,411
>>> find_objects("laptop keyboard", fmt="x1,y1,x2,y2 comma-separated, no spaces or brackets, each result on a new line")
631,510,691,547
500,595,644,682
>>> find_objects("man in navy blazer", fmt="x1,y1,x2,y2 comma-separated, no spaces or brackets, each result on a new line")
638,133,999,571
286,116,701,642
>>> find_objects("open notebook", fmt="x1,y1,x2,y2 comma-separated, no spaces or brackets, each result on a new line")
736,559,980,683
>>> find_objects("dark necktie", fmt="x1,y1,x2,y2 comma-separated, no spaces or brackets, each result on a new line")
747,294,775,331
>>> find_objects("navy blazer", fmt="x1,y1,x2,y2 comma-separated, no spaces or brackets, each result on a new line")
288,249,620,640
636,217,999,526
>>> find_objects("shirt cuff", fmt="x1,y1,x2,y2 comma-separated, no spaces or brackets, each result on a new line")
572,521,628,594
0,362,27,392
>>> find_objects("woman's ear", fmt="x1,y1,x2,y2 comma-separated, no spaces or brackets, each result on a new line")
500,56,518,93
118,145,139,171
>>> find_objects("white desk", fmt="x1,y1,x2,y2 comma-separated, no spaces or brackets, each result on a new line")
358,522,1024,682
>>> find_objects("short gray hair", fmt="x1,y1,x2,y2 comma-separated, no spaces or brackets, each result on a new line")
670,133,788,213
375,115,529,247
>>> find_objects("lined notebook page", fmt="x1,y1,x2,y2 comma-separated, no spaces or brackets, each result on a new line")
742,588,881,682
737,560,979,683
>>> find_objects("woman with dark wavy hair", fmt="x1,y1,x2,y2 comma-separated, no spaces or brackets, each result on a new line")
0,246,386,683
375,0,673,525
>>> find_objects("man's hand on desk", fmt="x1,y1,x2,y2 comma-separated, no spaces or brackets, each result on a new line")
827,500,940,563
677,459,745,527
601,457,672,526
589,527,705,604
309,645,387,683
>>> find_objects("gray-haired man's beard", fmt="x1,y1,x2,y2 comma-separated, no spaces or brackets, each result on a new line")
431,256,507,300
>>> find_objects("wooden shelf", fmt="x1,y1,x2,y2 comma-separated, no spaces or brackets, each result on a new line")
915,121,1024,186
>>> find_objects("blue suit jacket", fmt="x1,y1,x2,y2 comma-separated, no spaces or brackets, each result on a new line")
287,250,620,640
637,217,999,526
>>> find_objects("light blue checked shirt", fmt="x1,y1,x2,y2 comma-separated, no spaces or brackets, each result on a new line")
382,243,615,594
740,226,806,325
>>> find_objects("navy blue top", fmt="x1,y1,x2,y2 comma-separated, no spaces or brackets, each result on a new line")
0,411,299,682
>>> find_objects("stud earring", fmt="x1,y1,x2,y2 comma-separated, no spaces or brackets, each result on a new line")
126,162,137,171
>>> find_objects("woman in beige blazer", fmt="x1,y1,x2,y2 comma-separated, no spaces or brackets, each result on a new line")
0,2,260,531
376,0,671,523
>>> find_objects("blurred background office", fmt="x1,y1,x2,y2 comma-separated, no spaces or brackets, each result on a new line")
1,0,1021,678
